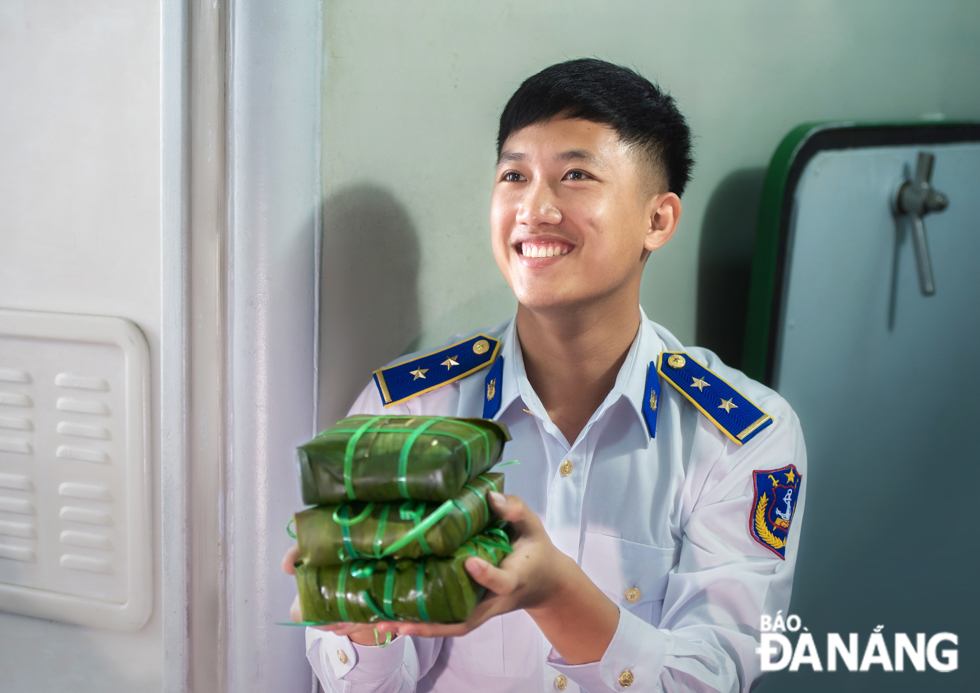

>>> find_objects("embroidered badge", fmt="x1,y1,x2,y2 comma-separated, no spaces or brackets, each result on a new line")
750,465,801,559
482,355,504,419
641,361,660,438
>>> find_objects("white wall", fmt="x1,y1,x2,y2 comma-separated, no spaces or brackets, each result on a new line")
0,1,162,690
319,0,980,423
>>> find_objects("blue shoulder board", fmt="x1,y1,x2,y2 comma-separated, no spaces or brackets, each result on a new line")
373,334,501,407
657,351,773,445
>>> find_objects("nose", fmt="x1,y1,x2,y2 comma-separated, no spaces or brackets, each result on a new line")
516,179,562,227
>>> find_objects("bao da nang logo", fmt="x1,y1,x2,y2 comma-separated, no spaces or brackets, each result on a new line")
756,613,958,672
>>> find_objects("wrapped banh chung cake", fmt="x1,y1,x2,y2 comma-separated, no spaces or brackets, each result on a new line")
291,415,514,623
297,415,511,504
294,473,504,567
295,526,513,624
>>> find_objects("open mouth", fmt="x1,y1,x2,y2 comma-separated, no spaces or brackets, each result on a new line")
517,241,572,258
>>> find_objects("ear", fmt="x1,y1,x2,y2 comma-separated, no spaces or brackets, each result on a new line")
643,192,682,253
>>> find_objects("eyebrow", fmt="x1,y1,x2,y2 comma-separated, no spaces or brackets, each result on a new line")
497,149,602,165
556,149,601,165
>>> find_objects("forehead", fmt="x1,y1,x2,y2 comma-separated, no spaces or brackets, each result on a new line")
497,117,632,165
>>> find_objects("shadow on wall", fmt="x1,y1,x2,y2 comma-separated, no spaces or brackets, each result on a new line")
695,168,767,369
317,184,421,430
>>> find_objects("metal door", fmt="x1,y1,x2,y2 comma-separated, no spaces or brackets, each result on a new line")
745,123,980,692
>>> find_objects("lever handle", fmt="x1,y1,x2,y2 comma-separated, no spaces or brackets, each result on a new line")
896,152,948,296
910,215,935,296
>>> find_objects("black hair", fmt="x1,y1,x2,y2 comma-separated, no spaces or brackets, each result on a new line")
497,58,694,197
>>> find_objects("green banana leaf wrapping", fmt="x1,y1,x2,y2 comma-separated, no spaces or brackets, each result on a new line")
295,526,513,623
295,473,504,567
297,415,511,505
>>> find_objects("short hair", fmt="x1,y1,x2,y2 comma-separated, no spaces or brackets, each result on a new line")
497,58,694,197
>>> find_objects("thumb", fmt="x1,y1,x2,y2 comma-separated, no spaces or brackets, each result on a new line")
464,556,517,596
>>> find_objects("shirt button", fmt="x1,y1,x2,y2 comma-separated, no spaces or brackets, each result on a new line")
336,649,349,665
560,460,573,476
625,587,641,603
555,674,567,690
618,669,634,687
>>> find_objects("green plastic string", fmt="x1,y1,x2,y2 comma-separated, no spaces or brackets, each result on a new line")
349,559,378,579
374,629,392,648
286,518,296,539
493,459,521,468
339,506,360,560
399,501,425,524
381,498,455,557
456,419,490,477
344,416,384,499
397,418,443,498
362,591,387,619
336,563,351,622
478,474,499,491
416,557,430,622
451,500,471,537
472,537,513,561
373,504,391,557
276,620,335,626
383,561,397,619
483,527,510,545
330,425,476,478
332,502,375,526
463,483,490,520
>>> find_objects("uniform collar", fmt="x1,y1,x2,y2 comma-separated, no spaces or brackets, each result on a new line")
493,307,664,439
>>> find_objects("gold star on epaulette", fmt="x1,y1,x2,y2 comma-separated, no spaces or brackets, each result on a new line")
440,355,459,370
690,376,709,392
718,397,738,413
410,367,428,380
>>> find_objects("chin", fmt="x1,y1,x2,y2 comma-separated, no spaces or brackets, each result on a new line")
512,285,581,313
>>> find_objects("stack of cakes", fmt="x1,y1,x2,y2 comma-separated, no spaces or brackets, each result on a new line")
291,415,513,624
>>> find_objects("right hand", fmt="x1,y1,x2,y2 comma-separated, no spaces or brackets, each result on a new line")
280,545,390,646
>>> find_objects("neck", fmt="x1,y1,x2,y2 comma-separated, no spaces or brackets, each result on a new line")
516,295,641,444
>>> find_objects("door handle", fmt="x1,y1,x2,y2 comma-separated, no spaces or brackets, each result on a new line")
895,152,949,296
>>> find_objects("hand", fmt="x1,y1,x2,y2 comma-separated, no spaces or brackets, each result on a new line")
380,492,620,664
376,492,580,638
281,544,382,646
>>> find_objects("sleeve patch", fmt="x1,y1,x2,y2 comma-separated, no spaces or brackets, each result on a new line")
657,351,773,445
750,465,802,559
373,335,500,407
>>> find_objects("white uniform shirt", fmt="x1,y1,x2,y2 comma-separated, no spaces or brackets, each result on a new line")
305,310,807,693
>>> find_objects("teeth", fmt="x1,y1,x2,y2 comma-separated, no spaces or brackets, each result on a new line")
521,242,569,258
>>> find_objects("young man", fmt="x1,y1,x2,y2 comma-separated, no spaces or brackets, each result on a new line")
283,58,806,692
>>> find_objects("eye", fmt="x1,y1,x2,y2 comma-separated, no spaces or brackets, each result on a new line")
501,171,526,183
564,170,590,181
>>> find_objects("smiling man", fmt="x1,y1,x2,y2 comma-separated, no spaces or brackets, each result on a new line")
284,58,807,693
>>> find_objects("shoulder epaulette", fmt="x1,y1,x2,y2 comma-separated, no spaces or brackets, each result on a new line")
373,334,501,407
657,351,773,445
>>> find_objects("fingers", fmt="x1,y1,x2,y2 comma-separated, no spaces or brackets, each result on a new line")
488,492,541,536
281,545,300,576
290,595,302,623
465,556,518,596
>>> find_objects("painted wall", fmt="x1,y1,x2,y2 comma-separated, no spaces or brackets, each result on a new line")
318,0,980,424
0,1,162,690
